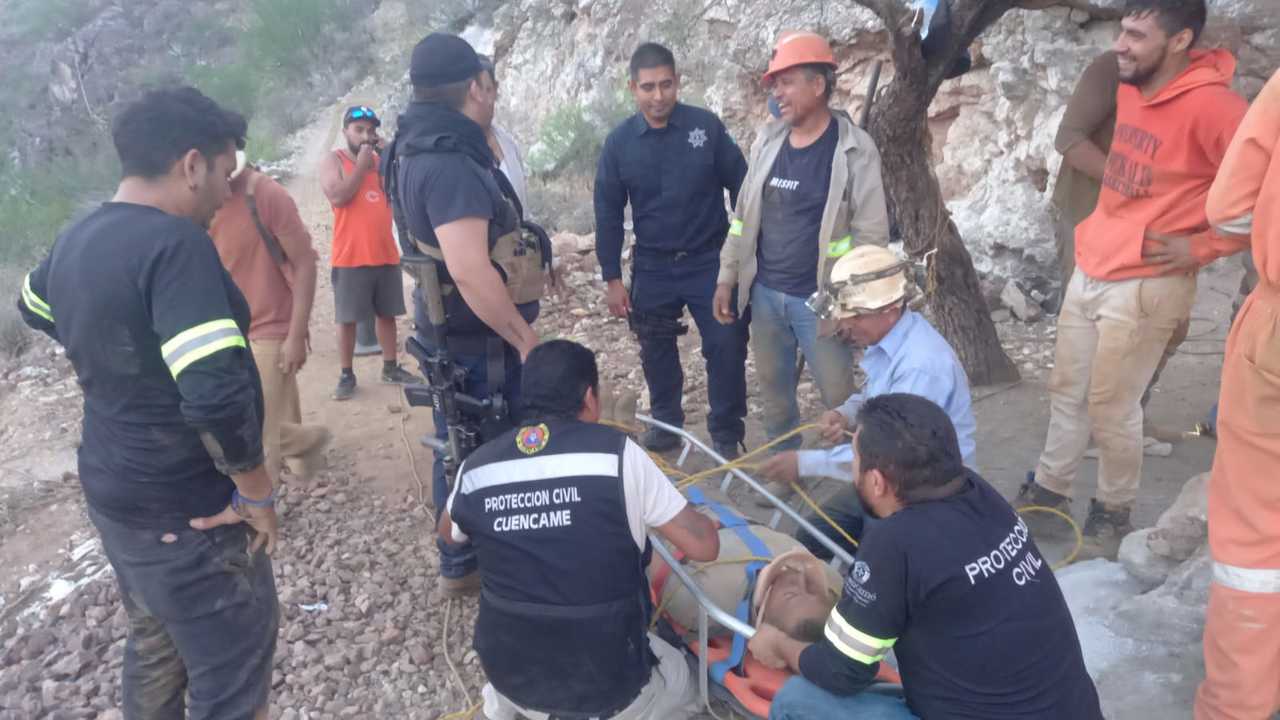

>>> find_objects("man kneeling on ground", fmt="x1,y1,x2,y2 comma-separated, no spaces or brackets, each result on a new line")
749,394,1102,720
438,339,720,720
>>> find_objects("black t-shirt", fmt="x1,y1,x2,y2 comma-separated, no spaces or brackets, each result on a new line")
25,203,263,528
799,474,1103,720
756,118,839,297
395,150,536,336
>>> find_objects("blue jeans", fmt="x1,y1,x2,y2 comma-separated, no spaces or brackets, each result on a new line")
416,334,522,579
750,284,856,450
632,251,750,445
769,678,918,720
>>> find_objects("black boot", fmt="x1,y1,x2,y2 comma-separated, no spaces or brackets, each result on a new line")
1078,499,1134,562
1014,472,1073,540
641,427,682,453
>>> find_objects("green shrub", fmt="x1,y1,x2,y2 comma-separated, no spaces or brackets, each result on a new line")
187,62,261,119
0,268,31,359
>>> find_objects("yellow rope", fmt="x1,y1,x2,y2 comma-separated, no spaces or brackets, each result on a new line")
1017,505,1085,569
787,480,860,549
675,423,824,490
437,703,482,720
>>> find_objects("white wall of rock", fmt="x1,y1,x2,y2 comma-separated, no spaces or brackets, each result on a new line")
491,0,1279,313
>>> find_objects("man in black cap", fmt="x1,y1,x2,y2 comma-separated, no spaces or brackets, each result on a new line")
384,33,547,596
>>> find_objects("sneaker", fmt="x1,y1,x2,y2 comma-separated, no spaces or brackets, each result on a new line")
713,440,744,462
332,373,356,401
381,363,422,385
641,427,682,453
439,571,481,598
1014,472,1073,540
1077,499,1134,562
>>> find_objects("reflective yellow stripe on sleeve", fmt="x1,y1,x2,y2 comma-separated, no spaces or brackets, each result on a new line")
827,235,853,258
823,608,896,665
729,218,744,237
21,273,53,324
161,319,246,379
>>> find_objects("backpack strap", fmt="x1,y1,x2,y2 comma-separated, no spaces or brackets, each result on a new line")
245,170,289,267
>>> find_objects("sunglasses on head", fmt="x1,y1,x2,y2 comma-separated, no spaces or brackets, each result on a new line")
348,108,376,120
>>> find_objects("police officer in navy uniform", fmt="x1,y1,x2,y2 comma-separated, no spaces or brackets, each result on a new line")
595,43,750,458
384,33,547,596
439,340,720,720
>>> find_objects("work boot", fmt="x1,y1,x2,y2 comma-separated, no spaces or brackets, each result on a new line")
641,427,682,453
713,439,744,462
1014,472,1073,540
284,429,333,482
381,362,422,385
1077,499,1134,562
439,571,482,598
332,371,356,401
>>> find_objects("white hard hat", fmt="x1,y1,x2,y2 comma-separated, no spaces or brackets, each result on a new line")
827,246,910,318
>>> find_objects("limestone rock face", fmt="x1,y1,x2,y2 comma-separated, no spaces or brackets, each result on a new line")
489,0,1279,291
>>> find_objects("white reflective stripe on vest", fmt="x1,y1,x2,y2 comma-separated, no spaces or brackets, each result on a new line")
460,452,619,495
1213,561,1280,594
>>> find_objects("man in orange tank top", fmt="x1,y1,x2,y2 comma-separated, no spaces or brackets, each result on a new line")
319,106,420,400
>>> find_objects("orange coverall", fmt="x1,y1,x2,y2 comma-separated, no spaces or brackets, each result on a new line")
1195,68,1280,720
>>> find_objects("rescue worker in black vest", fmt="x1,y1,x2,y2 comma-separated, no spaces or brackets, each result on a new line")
439,340,720,720
748,393,1103,720
384,32,547,597
595,42,750,458
16,87,279,720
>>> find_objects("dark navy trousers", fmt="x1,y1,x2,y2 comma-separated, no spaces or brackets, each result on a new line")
630,249,749,446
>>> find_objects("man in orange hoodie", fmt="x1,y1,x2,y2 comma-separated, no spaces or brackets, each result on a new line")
1195,68,1280,720
1017,0,1248,560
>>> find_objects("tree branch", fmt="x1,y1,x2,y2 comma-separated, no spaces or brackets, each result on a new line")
1016,0,1124,18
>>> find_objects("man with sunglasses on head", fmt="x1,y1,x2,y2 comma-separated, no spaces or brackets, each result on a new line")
755,246,976,561
319,104,420,401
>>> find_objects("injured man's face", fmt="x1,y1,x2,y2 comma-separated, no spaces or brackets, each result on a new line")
754,548,838,643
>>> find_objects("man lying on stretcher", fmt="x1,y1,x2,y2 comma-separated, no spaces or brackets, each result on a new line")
649,496,841,645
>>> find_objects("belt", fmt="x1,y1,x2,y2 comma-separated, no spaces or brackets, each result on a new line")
633,243,719,266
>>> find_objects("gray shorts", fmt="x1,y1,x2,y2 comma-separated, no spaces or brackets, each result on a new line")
332,264,406,324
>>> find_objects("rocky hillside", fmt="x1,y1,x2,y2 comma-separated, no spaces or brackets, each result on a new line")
482,0,1278,300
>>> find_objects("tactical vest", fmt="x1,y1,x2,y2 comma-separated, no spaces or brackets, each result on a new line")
450,420,655,717
405,155,545,308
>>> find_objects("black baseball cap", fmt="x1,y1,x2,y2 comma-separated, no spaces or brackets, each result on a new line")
343,105,380,127
410,33,483,88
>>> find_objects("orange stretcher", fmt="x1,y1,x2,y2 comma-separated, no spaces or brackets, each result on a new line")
639,414,904,719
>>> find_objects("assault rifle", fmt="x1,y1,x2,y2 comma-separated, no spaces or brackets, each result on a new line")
400,253,507,484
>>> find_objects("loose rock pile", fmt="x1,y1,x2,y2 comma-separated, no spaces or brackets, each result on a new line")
0,458,492,720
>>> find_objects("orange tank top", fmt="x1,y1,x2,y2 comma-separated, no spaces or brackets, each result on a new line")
331,150,399,268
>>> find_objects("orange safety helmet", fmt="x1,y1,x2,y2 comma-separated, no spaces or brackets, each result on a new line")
763,31,837,84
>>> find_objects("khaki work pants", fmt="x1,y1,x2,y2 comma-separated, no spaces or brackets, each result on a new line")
250,339,330,482
1035,269,1196,506
480,634,697,720
1195,284,1280,719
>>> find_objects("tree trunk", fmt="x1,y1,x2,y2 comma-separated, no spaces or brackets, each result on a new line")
855,0,1021,385
869,83,1019,385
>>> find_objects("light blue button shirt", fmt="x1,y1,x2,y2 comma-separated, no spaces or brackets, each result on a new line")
796,309,977,479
